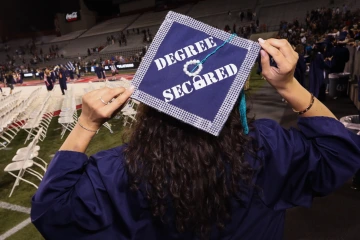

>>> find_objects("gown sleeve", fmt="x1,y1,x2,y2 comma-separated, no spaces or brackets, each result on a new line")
30,145,141,239
251,117,360,210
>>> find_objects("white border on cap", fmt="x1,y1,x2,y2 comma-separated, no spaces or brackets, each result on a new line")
131,11,261,136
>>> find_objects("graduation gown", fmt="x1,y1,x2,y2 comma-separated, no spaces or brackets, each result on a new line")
101,67,106,79
309,53,325,98
294,54,306,86
69,70,74,80
331,46,350,73
59,69,67,94
31,117,360,240
5,75,15,89
19,72,24,84
44,75,53,91
39,71,44,80
95,67,102,79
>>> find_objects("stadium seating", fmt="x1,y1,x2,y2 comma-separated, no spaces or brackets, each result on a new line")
258,0,347,30
0,0,354,67
187,0,254,19
126,4,192,30
81,14,141,38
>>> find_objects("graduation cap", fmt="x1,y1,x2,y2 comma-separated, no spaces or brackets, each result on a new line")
131,11,260,136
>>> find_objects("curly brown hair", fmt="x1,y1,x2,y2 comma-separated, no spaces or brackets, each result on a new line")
123,98,258,238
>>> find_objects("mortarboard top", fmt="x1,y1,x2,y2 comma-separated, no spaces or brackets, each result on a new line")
131,11,261,136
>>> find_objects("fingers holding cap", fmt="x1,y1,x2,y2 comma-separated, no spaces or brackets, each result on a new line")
265,38,298,63
102,86,135,117
258,38,288,68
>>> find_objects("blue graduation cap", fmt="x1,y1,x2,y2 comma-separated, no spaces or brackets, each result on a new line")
131,11,260,136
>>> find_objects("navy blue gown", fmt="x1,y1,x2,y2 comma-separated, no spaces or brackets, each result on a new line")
69,70,74,80
95,66,102,79
309,53,325,99
39,71,44,80
31,117,360,240
44,75,53,91
59,69,67,95
331,46,350,73
294,54,306,86
19,72,24,84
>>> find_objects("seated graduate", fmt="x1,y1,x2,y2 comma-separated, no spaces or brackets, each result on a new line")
31,13,360,240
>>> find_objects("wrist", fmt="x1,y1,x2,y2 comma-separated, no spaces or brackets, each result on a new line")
276,78,299,96
59,124,95,152
78,115,102,131
74,124,97,138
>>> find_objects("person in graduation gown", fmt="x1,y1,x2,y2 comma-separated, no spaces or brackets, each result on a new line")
95,64,106,81
44,69,53,91
101,64,106,79
5,72,15,94
94,64,102,80
69,69,75,80
13,72,19,84
50,70,56,83
75,64,81,79
31,39,360,240
18,70,24,84
38,69,44,80
331,42,350,73
308,43,328,101
294,44,306,86
59,67,68,95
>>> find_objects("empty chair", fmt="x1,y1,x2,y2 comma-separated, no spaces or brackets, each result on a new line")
4,127,45,197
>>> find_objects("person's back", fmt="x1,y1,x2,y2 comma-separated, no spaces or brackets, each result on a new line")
309,52,325,98
332,44,350,73
31,39,360,240
294,45,306,86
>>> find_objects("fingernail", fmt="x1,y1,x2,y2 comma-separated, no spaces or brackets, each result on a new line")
258,38,265,44
260,50,266,57
129,85,135,91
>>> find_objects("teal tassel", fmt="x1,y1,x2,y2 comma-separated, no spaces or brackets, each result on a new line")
239,90,249,135
191,33,237,73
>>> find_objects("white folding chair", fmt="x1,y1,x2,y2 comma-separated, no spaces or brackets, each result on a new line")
4,127,45,197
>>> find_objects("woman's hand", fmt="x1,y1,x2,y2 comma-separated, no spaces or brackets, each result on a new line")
257,38,336,120
79,86,134,131
60,86,134,153
258,38,298,91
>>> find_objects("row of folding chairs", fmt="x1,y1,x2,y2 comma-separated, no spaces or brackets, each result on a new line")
104,79,138,127
0,88,42,149
17,87,43,120
0,101,27,149
82,80,137,131
0,91,21,109
22,92,54,144
119,99,139,127
0,91,22,125
4,127,47,197
59,88,78,139
83,81,97,94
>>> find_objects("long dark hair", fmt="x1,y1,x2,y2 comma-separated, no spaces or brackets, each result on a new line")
124,98,258,238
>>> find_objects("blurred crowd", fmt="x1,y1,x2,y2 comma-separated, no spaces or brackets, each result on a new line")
277,5,360,51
